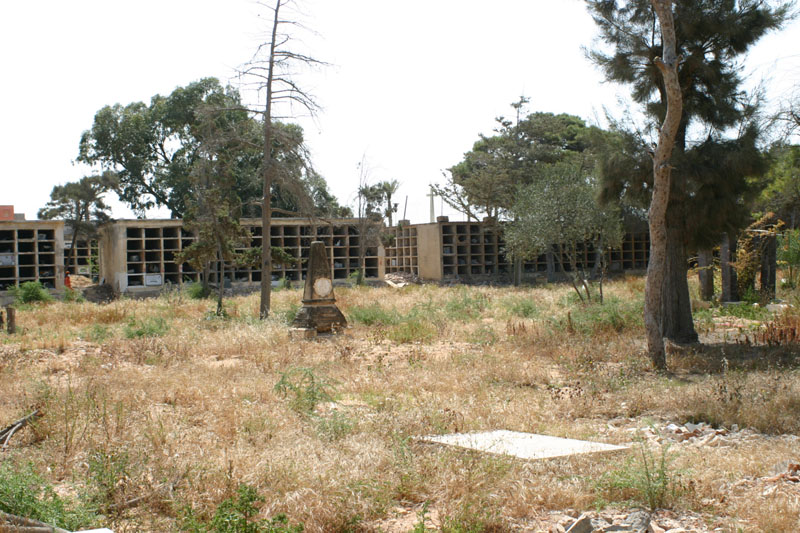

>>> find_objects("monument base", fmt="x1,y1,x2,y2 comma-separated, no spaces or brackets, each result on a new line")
291,304,347,333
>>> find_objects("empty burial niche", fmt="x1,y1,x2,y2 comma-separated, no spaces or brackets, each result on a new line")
419,430,627,461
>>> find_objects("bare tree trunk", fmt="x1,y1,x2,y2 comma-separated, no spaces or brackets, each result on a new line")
259,0,281,320
697,248,714,301
720,232,739,302
662,203,699,342
645,0,683,370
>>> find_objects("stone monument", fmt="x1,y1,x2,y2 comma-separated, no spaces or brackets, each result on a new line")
291,241,346,335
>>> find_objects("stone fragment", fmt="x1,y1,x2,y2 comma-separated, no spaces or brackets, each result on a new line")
565,514,593,533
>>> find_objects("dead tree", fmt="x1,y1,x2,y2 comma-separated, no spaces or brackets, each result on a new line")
239,0,326,319
645,0,683,370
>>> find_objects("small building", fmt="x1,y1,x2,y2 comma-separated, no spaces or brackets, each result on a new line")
0,220,65,291
98,218,385,295
385,217,650,283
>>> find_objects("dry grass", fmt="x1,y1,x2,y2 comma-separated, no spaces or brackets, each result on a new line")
0,278,798,532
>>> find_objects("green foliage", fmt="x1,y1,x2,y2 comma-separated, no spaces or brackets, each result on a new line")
11,281,53,304
87,449,130,510
778,228,800,288
348,304,402,326
63,287,85,303
0,462,96,531
506,158,623,302
443,288,489,321
467,324,498,346
565,296,643,336
84,324,112,343
181,484,303,533
273,302,300,325
501,296,539,318
274,367,336,414
124,316,169,338
187,282,212,300
314,410,355,442
713,302,771,321
596,440,684,511
758,144,800,227
386,319,438,344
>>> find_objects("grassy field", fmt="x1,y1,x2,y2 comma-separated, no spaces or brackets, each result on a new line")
0,276,799,532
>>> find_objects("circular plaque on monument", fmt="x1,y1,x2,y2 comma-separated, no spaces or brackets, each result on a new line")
313,277,332,298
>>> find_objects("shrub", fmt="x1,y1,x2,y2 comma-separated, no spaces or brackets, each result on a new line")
11,281,53,304
443,289,488,321
566,296,642,336
0,461,96,530
63,287,85,303
181,484,303,533
186,282,211,300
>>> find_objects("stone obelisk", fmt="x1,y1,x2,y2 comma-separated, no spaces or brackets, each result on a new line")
291,241,346,335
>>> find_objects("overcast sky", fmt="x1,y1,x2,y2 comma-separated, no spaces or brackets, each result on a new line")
2,0,799,224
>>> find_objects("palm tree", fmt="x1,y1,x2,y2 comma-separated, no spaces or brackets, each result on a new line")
376,179,400,226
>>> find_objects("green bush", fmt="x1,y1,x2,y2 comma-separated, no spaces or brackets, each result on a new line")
63,287,85,303
0,462,96,530
186,282,211,300
11,281,53,304
181,484,303,532
124,316,169,338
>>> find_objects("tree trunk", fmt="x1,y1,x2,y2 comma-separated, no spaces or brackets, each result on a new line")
697,248,714,301
760,235,777,300
259,1,281,320
645,0,682,370
720,232,739,302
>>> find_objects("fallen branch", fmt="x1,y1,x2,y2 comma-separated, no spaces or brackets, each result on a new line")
0,409,41,450
0,510,71,533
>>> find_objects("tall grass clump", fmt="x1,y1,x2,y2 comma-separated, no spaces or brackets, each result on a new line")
565,295,642,336
348,304,401,326
124,316,169,339
595,440,684,511
442,288,488,321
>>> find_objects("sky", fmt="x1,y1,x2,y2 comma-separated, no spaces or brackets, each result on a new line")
2,0,799,224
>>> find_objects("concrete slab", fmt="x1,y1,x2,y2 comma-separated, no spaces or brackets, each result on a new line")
418,430,627,460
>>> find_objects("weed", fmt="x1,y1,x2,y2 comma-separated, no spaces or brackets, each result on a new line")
274,367,336,414
84,324,112,343
501,296,539,318
443,288,488,321
566,296,642,336
467,324,498,345
87,448,130,511
273,302,300,325
314,410,355,441
124,316,169,338
386,318,437,344
348,304,401,326
715,302,771,321
596,439,684,511
63,287,85,303
275,277,292,291
0,461,96,530
11,280,53,304
181,484,303,532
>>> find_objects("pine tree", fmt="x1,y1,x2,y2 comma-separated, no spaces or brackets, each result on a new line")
587,0,789,342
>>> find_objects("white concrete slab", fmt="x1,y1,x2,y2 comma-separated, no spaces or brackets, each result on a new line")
419,430,627,460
